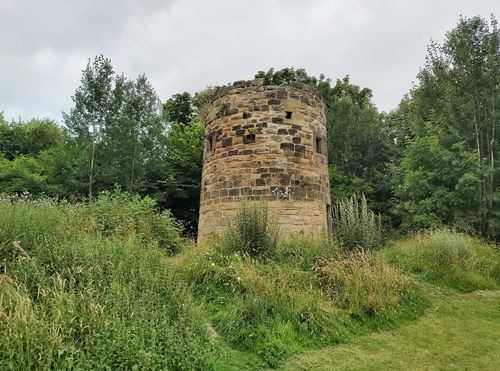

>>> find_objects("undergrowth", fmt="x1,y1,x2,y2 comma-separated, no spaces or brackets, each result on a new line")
382,229,500,292
0,191,219,370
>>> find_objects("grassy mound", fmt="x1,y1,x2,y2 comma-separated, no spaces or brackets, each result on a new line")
0,192,220,370
382,229,500,292
176,239,428,368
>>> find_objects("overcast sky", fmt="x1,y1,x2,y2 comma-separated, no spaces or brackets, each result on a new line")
1,0,498,122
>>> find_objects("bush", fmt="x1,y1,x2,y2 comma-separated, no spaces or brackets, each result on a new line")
382,229,500,292
318,250,413,318
0,193,219,370
224,199,279,259
332,194,383,251
276,236,340,270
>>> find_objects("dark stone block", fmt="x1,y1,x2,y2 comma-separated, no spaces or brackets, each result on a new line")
292,124,302,130
229,188,240,196
295,145,306,153
232,125,241,130
272,117,284,124
292,137,301,144
280,142,294,151
241,187,252,195
225,107,238,115
219,189,228,197
293,152,303,157
277,128,288,135
243,124,255,129
280,177,291,186
253,105,260,111
260,105,269,111
256,167,268,173
243,134,256,144
269,167,284,173
236,129,245,136
260,173,271,178
223,181,232,188
221,152,228,158
288,129,297,135
256,122,267,128
268,99,281,105
243,112,252,119
239,149,253,155
256,178,266,186
276,91,287,99
228,150,238,156
222,137,232,147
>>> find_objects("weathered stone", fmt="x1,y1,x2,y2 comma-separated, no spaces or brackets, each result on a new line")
228,188,240,196
243,134,256,144
280,142,294,151
198,81,330,244
222,137,232,147
225,107,238,115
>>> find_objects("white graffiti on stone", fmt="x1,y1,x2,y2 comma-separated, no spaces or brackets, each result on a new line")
272,187,294,200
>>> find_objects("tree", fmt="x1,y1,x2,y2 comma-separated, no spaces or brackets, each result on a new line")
63,55,166,197
63,55,115,199
163,92,194,124
390,16,499,238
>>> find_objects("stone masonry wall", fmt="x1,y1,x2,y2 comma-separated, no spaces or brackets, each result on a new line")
197,79,331,244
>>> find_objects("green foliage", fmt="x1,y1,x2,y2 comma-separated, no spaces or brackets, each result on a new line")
0,119,62,160
276,236,340,270
176,236,427,367
0,193,219,370
63,55,166,198
318,250,413,318
382,229,500,292
163,91,194,124
332,194,383,251
146,120,204,232
389,16,499,239
224,199,279,259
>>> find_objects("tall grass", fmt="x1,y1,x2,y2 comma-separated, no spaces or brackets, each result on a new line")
382,229,500,292
224,198,279,259
332,194,383,251
177,238,427,367
0,192,221,370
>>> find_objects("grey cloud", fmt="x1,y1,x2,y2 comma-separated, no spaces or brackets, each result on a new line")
1,0,498,121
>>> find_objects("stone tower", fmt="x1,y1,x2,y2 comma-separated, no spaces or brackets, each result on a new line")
197,79,331,244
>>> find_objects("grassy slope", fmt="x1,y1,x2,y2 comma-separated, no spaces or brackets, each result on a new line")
280,287,500,370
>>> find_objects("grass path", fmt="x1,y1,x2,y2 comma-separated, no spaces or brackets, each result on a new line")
280,288,500,370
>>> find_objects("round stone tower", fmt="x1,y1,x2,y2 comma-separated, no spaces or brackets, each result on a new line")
197,79,331,244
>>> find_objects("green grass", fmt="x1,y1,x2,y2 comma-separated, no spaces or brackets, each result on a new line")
381,229,500,292
3,194,499,370
0,192,221,370
280,287,500,370
175,241,428,368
